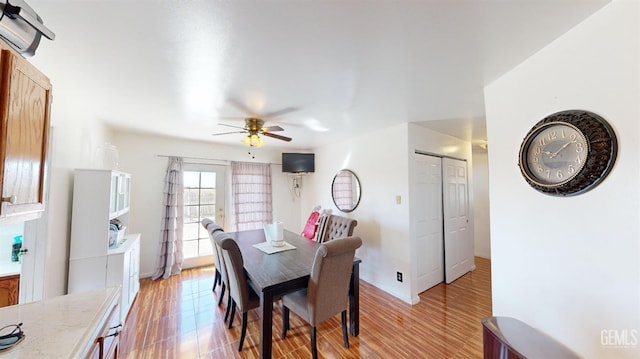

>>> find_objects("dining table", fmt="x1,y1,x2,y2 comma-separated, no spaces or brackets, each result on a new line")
227,228,361,359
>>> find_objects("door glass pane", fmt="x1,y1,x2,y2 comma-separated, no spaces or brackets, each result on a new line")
184,188,200,205
110,174,118,214
201,172,216,187
199,238,213,256
200,189,215,205
183,172,200,188
183,240,199,257
199,204,215,219
183,222,199,241
124,176,131,208
184,205,199,223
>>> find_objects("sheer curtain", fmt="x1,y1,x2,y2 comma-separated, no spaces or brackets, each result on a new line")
152,156,184,280
231,161,273,231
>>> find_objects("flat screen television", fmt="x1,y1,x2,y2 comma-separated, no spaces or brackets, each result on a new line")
282,153,315,173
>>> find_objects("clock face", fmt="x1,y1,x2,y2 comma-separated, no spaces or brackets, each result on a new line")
519,110,617,196
523,123,588,186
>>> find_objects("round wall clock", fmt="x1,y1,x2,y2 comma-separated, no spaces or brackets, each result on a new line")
518,110,617,196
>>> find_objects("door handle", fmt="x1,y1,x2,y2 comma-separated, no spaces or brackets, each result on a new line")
2,195,16,204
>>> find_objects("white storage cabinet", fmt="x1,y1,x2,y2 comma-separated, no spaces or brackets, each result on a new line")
68,169,140,322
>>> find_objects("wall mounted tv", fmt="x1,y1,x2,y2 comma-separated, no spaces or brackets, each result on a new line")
282,153,315,173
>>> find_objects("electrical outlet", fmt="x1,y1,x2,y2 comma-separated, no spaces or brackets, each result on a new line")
396,271,403,282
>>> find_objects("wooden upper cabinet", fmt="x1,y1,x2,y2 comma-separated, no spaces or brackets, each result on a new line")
0,274,19,307
0,46,52,218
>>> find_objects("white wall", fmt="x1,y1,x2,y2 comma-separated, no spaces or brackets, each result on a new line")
113,131,304,277
485,1,639,357
305,123,411,301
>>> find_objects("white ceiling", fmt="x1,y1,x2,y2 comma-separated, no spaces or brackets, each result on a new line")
28,0,609,150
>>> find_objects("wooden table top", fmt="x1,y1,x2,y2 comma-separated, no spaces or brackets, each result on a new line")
228,229,361,293
228,229,321,292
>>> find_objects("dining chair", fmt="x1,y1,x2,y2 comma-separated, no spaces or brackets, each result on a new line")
202,220,234,323
213,231,260,352
320,215,358,242
281,236,362,359
201,218,223,291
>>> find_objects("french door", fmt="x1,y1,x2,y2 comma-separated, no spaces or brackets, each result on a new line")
182,163,226,269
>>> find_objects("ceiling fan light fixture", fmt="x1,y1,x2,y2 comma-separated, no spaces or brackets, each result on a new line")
242,133,264,147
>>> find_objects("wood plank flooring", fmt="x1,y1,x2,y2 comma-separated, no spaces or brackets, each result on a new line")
119,257,491,358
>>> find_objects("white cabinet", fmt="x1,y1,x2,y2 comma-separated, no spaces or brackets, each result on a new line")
107,233,140,321
68,169,140,323
70,169,131,260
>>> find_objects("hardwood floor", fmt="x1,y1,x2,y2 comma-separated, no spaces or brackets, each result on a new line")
119,257,491,358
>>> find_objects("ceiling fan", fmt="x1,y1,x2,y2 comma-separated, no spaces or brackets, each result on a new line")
212,117,292,147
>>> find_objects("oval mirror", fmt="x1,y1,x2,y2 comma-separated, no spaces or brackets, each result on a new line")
331,169,361,213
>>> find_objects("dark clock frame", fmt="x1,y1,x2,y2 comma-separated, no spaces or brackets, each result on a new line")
518,110,618,197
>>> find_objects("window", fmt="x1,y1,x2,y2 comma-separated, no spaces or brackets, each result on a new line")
182,164,225,263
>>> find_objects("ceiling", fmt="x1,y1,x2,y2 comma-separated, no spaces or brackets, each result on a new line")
28,0,609,150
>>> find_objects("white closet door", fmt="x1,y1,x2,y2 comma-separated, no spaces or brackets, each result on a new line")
414,153,444,293
443,157,473,283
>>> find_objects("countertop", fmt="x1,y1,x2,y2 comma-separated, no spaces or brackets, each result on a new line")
0,286,120,358
0,261,20,277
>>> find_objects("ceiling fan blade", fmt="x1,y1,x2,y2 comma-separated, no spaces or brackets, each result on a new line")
262,107,299,118
216,116,246,121
228,98,256,116
262,132,292,142
218,123,247,130
211,130,248,136
263,125,284,132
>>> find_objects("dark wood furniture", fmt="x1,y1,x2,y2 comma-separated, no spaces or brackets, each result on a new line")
482,316,581,359
228,229,361,359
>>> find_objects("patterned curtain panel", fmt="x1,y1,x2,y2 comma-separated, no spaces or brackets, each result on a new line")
231,161,273,231
152,156,184,280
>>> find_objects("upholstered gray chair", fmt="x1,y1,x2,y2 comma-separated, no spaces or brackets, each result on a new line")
202,219,234,323
320,215,358,243
214,231,260,352
201,218,223,291
281,236,362,359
